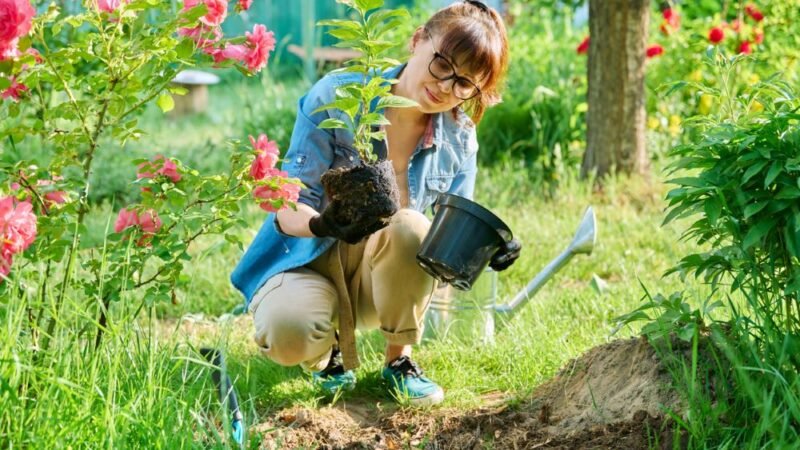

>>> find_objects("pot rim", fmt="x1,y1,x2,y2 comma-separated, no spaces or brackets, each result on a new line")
435,194,513,242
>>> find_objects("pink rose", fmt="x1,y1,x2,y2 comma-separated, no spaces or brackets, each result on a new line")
253,182,301,213
114,207,139,233
114,207,162,246
0,0,35,46
0,250,11,281
243,24,275,72
1,76,28,101
9,177,67,208
94,0,127,13
183,0,227,27
137,155,181,183
206,24,275,72
238,0,252,11
220,43,247,61
178,24,222,49
43,190,67,205
35,179,67,207
0,37,19,60
249,134,280,180
0,196,37,256
137,209,162,234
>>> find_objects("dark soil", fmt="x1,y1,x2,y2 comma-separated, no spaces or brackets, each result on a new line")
252,337,689,449
321,160,401,228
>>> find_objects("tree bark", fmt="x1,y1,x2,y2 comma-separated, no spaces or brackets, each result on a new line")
582,0,650,180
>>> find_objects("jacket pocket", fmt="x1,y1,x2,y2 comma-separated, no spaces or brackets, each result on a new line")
424,175,455,209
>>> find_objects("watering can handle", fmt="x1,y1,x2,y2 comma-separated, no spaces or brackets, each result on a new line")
494,207,596,320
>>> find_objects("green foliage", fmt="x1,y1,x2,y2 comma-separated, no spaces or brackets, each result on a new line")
645,0,800,150
615,289,722,342
0,1,297,353
620,54,800,448
315,0,417,161
663,55,800,326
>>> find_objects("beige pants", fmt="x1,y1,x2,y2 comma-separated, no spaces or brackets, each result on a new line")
249,209,435,371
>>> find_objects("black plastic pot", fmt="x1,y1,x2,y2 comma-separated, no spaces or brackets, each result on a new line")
416,194,513,291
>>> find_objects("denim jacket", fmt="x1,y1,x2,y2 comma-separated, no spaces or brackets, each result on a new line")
231,64,479,305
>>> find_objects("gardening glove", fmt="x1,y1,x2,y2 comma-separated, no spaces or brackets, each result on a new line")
489,238,522,271
309,205,388,245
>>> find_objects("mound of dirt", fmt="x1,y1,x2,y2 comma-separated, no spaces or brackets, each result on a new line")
253,337,687,449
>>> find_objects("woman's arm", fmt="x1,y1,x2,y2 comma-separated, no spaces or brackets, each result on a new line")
276,204,318,237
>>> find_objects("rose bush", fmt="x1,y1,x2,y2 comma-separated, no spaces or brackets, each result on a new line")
0,0,300,349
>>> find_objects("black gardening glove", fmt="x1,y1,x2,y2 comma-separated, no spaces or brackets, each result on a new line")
489,238,522,271
309,204,388,245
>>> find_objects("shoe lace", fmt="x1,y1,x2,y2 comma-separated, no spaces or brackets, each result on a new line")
388,355,424,378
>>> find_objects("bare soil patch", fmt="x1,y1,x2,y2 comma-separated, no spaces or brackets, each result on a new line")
253,337,687,449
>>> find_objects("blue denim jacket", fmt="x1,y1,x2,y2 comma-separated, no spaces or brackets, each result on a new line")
231,64,479,304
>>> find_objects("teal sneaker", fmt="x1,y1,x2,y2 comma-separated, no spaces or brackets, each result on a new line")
312,346,356,395
381,356,444,406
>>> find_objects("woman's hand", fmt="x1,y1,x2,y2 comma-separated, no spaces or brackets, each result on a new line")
309,203,389,244
489,239,521,271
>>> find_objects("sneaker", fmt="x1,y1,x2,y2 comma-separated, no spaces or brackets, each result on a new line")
312,346,356,395
381,356,444,406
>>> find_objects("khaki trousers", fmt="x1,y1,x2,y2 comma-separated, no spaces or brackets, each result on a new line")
249,209,435,372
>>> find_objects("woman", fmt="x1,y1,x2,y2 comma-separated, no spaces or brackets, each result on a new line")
231,0,520,406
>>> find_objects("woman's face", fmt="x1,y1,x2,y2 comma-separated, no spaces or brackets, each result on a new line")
398,30,483,115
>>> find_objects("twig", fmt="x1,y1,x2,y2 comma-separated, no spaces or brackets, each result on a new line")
133,217,223,289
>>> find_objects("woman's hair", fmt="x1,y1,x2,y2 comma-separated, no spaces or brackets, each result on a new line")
421,0,509,124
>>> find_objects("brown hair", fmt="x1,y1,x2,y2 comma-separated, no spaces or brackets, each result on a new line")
421,0,509,124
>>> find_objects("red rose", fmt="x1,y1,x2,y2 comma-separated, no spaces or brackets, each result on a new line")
576,36,589,55
739,41,752,54
708,27,725,44
745,4,764,22
646,44,664,58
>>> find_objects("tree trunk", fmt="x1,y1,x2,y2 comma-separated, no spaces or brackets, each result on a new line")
582,0,650,180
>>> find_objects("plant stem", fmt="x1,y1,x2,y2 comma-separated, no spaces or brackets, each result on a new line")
40,77,118,354
94,294,112,349
133,217,223,289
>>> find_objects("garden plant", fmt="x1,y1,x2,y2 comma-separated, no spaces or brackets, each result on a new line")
311,0,418,236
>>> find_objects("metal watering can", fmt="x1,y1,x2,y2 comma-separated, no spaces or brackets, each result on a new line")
423,207,597,343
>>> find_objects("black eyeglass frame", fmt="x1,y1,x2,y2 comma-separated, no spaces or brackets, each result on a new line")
424,29,483,101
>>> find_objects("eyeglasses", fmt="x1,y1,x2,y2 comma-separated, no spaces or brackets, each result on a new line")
426,32,482,101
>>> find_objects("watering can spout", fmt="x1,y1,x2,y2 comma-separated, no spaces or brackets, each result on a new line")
494,206,596,321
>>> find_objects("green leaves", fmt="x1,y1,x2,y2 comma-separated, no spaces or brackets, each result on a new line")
355,0,384,12
376,94,418,110
662,57,800,330
156,93,174,113
315,2,414,162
